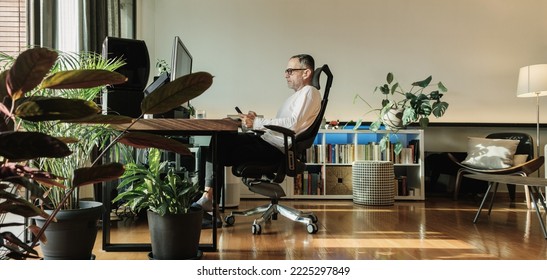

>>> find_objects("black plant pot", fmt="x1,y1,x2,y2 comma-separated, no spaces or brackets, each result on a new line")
33,201,104,260
147,209,203,260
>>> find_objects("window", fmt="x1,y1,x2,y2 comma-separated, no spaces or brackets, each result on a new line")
0,0,26,56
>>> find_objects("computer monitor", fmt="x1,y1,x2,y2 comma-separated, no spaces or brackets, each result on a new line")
152,36,194,119
171,35,193,81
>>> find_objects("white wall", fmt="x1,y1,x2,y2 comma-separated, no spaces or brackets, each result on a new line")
137,0,547,125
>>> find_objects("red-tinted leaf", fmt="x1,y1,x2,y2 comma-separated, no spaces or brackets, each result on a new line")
141,72,213,115
0,131,72,161
118,132,193,156
6,48,57,100
72,163,125,187
41,69,127,89
15,97,100,121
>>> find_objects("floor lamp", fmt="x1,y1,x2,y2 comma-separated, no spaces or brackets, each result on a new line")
517,64,547,177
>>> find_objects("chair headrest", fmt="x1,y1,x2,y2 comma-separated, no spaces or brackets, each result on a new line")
312,64,333,91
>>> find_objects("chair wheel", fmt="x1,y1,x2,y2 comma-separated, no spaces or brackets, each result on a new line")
307,223,318,234
308,214,318,223
225,215,235,226
252,224,262,235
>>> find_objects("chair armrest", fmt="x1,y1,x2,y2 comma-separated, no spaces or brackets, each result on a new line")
448,152,545,176
263,125,305,177
264,125,295,137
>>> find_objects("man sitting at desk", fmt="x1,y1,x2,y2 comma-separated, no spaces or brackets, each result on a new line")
193,54,321,227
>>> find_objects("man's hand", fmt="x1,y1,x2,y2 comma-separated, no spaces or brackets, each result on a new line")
240,111,257,128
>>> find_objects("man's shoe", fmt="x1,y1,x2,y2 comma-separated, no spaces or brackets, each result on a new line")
201,215,222,229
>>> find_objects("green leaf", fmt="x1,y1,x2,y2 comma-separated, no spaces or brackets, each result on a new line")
438,81,448,92
15,97,100,121
390,82,399,94
370,119,382,131
118,132,194,156
140,72,213,115
386,72,393,84
40,69,127,89
6,48,58,100
72,163,125,187
402,107,417,125
0,131,71,161
411,76,432,88
432,101,449,118
419,117,430,128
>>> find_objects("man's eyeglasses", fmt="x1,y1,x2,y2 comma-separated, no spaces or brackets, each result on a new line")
285,68,307,75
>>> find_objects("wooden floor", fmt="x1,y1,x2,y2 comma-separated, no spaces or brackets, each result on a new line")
89,193,547,260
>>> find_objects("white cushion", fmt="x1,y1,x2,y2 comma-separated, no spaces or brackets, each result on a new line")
461,137,520,169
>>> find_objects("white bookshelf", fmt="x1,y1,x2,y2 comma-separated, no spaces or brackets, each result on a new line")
289,129,425,201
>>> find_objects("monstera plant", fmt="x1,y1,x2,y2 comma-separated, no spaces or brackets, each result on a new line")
354,72,449,154
0,47,213,259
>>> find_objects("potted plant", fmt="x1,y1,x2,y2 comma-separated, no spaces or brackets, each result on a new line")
0,47,127,259
354,72,449,154
112,147,203,260
0,47,213,259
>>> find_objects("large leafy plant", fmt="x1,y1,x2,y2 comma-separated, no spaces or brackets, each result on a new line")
0,47,214,259
112,148,202,216
354,72,449,154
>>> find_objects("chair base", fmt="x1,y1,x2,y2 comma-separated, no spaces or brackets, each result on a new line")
224,201,319,234
473,181,547,239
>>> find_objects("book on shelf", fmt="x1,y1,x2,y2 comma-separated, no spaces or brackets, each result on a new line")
294,166,323,195
396,176,408,196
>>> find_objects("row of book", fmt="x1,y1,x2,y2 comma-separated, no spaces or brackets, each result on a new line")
294,170,323,195
305,140,420,164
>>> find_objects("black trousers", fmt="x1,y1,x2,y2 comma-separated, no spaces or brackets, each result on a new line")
208,132,284,167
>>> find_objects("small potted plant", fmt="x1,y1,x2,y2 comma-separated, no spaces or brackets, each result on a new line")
354,72,449,153
112,148,204,260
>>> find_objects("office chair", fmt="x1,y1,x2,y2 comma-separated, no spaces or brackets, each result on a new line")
224,64,333,234
448,132,541,208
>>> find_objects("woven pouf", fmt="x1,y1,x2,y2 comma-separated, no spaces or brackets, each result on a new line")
352,161,395,206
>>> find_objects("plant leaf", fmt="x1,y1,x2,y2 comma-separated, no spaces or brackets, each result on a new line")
386,72,393,84
64,114,133,124
419,117,430,128
0,193,50,219
1,176,47,200
140,72,213,115
432,101,449,118
0,131,72,161
72,163,125,188
438,81,448,92
6,48,58,100
40,69,127,89
412,76,432,88
118,132,194,156
15,97,100,121
1,232,39,256
0,70,8,101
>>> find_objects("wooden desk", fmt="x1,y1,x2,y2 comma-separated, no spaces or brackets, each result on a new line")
464,174,547,239
102,118,239,252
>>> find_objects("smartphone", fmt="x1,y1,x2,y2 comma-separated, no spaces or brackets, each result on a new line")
235,106,243,114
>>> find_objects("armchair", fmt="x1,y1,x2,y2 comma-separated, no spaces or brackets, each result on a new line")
448,132,541,208
224,64,333,234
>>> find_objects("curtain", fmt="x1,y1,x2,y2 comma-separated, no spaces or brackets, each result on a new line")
28,0,134,53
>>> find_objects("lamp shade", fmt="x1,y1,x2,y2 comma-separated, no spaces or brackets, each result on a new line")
517,64,547,98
